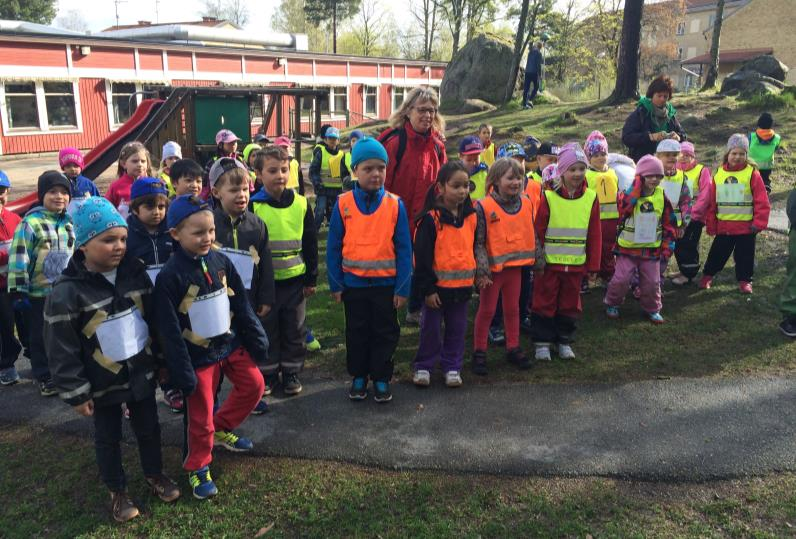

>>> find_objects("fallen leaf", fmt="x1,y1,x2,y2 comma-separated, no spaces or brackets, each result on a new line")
417,404,425,411
254,523,275,537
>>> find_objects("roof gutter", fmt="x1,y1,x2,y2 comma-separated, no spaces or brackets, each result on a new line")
98,24,308,51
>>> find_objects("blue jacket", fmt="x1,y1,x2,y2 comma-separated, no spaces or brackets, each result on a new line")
126,214,173,267
153,246,269,395
68,174,101,198
326,184,412,297
525,48,543,74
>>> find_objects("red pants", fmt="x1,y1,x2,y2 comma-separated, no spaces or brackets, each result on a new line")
473,267,521,350
599,218,618,282
183,347,265,471
532,270,584,319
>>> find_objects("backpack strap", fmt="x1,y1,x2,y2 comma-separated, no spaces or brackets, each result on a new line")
379,128,407,172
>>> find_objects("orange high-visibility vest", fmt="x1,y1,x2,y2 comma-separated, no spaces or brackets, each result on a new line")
432,210,476,288
524,177,542,213
338,190,399,278
479,195,536,273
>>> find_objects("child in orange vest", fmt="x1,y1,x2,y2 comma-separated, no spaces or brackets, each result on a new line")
412,161,475,388
472,158,537,374
531,143,601,361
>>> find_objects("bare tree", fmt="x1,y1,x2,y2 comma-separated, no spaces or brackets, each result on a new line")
701,0,725,91
54,9,89,32
608,0,644,103
412,0,439,61
505,0,530,103
464,0,495,43
201,0,249,27
353,0,385,55
435,0,466,57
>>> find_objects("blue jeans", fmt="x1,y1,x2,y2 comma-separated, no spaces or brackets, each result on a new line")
313,186,342,231
523,72,539,105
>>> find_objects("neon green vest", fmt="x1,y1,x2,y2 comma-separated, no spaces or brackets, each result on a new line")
617,187,664,249
585,168,619,220
159,171,175,197
470,169,488,200
320,146,344,188
683,163,704,202
527,171,543,184
749,133,780,170
714,165,754,222
543,188,597,266
253,194,308,280
288,157,300,190
480,143,495,167
661,169,686,227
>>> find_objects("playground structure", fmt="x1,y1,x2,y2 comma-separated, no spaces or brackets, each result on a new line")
8,86,329,215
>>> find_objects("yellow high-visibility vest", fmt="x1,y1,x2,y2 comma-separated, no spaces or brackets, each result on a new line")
585,167,619,220
714,165,754,222
543,188,597,266
252,194,308,280
617,187,664,249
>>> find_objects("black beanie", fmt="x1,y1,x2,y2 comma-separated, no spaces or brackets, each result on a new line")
38,170,71,204
757,112,773,129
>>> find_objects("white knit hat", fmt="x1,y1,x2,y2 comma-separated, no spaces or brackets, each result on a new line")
162,140,182,161
655,139,681,154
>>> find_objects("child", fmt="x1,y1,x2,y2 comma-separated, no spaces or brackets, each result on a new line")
528,141,559,184
154,195,268,499
531,143,601,361
241,142,262,190
779,187,796,337
310,126,350,231
274,135,306,195
412,161,475,387
672,141,712,285
251,146,318,396
7,171,74,395
202,129,244,200
524,135,540,177
59,147,100,215
106,141,152,219
327,138,412,403
0,171,22,385
169,158,204,198
584,131,620,284
700,134,771,293
604,155,677,323
458,135,488,200
44,198,180,522
656,139,691,280
478,123,496,167
343,129,364,187
471,158,537,374
749,112,782,194
159,141,182,197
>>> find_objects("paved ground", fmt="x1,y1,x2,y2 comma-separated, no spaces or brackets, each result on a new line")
1,356,794,481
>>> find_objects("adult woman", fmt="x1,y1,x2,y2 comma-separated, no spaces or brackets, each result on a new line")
621,75,687,163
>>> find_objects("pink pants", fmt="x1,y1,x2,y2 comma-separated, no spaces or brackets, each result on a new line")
604,255,662,314
473,267,521,351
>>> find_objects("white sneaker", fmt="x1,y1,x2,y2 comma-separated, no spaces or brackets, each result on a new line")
671,275,690,285
557,344,576,360
444,371,463,387
534,345,552,361
412,369,431,387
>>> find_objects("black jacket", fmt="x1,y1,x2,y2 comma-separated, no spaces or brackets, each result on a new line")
44,252,158,407
126,214,173,267
621,105,687,162
154,246,269,396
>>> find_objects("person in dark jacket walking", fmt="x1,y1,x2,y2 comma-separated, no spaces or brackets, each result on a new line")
523,41,544,109
44,197,180,523
621,75,686,163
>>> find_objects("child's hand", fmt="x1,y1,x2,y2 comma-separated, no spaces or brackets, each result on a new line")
393,295,408,309
668,132,681,142
425,293,442,309
332,291,342,303
256,304,271,317
74,399,94,417
476,275,493,289
303,286,316,298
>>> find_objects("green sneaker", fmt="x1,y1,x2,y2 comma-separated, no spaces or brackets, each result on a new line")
214,430,253,452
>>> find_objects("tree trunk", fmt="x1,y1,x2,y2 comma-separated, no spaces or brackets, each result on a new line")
451,20,462,57
701,0,725,91
427,3,437,61
504,0,531,103
332,0,338,54
608,0,644,103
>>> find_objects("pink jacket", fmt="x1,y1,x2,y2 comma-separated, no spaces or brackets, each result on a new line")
704,163,770,236
104,174,135,210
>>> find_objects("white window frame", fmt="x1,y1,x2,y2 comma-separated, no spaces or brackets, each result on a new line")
105,81,167,130
330,86,348,119
363,85,378,117
392,86,407,112
0,80,82,137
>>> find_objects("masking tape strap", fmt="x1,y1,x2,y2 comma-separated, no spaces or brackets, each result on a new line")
249,245,261,265
82,310,108,339
92,348,123,374
182,328,210,348
179,284,200,314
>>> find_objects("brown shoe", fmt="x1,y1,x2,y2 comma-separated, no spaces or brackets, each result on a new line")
146,474,181,503
110,491,140,522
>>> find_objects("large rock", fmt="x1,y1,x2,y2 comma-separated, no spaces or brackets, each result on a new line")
458,98,497,113
721,70,785,96
737,55,789,82
440,34,519,110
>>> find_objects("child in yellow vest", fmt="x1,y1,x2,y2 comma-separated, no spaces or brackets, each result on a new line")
656,139,691,281
527,141,559,184
158,141,181,197
273,135,306,195
310,127,350,231
584,130,620,285
459,136,488,200
478,123,496,167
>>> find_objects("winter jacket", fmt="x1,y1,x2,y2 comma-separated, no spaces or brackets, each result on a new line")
7,206,75,297
309,142,350,188
326,184,413,297
250,187,318,288
534,181,602,274
614,176,678,261
0,207,21,290
680,162,713,224
525,47,543,74
380,120,447,227
104,174,136,213
212,206,275,308
125,214,173,267
154,246,269,396
43,251,158,407
704,162,770,237
68,174,101,198
621,99,687,162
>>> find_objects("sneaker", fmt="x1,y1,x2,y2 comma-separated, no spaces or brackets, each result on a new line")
263,373,280,396
520,316,533,334
373,380,392,403
739,281,753,294
412,369,431,387
648,312,665,324
163,389,184,413
305,330,322,352
488,327,506,345
444,371,463,387
471,350,488,376
557,344,576,360
671,274,690,286
214,430,254,452
188,466,218,500
146,474,181,503
534,344,552,361
779,318,796,338
605,306,620,319
251,399,269,415
405,310,421,327
110,491,140,522
349,377,368,400
506,347,531,370
0,367,20,386
283,373,303,395
699,275,713,290
39,378,57,397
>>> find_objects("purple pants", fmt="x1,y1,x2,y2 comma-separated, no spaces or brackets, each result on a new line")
413,299,469,373
605,255,662,314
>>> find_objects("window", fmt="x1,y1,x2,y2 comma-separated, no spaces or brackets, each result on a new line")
676,22,685,35
392,86,406,111
4,82,38,129
690,19,700,33
2,80,80,133
332,86,347,114
110,82,137,126
43,82,77,127
364,85,377,115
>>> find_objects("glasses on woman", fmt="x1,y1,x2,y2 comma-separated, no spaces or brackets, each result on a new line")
414,106,438,116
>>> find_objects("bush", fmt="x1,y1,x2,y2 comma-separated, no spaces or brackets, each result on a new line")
742,91,796,110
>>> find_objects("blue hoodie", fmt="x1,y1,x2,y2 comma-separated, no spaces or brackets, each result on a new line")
125,213,173,267
68,174,101,198
326,184,412,297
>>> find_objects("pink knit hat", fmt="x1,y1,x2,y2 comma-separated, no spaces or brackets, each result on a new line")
635,155,665,178
584,130,609,158
680,141,696,158
542,163,560,183
59,147,84,169
556,142,588,173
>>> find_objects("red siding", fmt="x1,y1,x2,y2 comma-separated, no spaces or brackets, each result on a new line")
350,63,377,78
315,61,346,77
72,47,134,70
0,42,65,67
196,53,241,74
138,49,163,71
380,84,393,116
289,59,312,76
406,66,425,79
349,83,363,117
431,67,445,79
167,52,193,72
380,65,391,79
246,56,281,75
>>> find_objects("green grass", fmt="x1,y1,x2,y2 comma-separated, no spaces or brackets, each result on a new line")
1,424,795,538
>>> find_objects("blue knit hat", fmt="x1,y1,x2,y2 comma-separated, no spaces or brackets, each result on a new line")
72,197,127,247
350,137,388,169
0,170,10,188
167,195,211,229
131,177,168,200
350,129,365,141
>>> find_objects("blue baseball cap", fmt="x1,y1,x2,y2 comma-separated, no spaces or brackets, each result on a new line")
131,177,168,200
459,135,484,155
325,127,340,139
0,170,10,188
167,195,211,229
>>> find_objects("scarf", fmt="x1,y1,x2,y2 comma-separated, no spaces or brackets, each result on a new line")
756,128,776,141
638,97,676,134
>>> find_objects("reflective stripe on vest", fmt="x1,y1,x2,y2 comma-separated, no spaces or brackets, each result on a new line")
543,188,597,266
252,194,308,280
617,187,664,249
287,158,300,190
431,210,476,288
480,143,495,167
661,169,686,227
470,169,488,201
479,195,536,273
749,133,780,169
683,163,704,202
585,168,619,220
320,146,344,188
338,190,400,277
714,165,754,222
